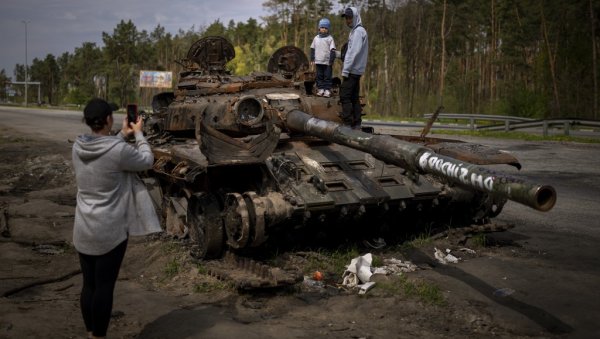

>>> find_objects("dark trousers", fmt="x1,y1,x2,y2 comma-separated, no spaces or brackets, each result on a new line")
340,74,362,127
78,239,128,337
315,64,332,90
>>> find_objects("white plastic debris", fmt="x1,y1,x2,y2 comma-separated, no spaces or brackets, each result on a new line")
358,281,376,294
342,253,373,287
444,253,459,263
459,247,476,254
342,254,419,294
372,267,388,275
342,271,359,288
342,253,375,293
434,247,460,264
378,258,418,274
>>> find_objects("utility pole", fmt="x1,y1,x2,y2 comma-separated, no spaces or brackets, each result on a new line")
22,20,30,106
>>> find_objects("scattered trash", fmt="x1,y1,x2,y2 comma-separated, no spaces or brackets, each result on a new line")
358,281,376,295
434,247,460,264
342,253,373,288
373,258,418,274
493,287,515,297
342,253,375,293
303,276,324,289
312,270,323,281
362,237,386,249
459,247,476,254
342,253,420,294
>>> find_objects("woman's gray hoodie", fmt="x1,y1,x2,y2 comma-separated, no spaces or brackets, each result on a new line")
72,131,161,255
342,6,369,77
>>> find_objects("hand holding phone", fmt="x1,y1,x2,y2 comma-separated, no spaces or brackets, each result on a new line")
126,104,138,125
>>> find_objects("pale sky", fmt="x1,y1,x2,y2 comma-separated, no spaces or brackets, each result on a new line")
0,0,268,77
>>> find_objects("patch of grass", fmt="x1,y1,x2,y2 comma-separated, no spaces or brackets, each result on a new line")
397,231,434,253
371,255,384,267
375,279,404,295
398,275,446,306
164,258,180,278
329,247,361,275
470,234,487,247
408,233,433,248
299,246,362,277
193,280,231,293
196,263,209,275
161,241,180,254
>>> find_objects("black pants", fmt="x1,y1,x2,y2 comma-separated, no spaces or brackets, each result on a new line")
315,64,333,90
340,74,362,127
78,239,128,337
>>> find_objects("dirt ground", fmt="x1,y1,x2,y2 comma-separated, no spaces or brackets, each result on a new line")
0,125,575,338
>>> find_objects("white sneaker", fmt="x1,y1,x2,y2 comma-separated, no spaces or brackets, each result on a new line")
317,89,324,96
323,90,331,97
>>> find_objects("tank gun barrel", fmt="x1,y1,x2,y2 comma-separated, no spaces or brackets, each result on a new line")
286,110,556,212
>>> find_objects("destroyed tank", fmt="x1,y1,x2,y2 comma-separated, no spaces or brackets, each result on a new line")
144,36,556,263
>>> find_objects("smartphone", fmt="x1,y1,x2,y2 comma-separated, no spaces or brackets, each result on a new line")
126,104,138,124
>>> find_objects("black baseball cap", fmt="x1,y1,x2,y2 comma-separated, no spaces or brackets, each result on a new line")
83,98,118,120
341,8,353,18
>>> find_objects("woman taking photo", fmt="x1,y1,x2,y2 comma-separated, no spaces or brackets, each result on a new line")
72,98,161,338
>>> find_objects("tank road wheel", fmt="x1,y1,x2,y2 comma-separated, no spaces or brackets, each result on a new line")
187,193,225,259
222,191,270,249
223,193,251,249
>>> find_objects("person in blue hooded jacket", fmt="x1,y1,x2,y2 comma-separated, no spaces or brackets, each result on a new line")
340,7,368,129
310,18,336,97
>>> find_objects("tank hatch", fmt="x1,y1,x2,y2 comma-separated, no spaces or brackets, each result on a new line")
187,36,235,74
267,46,309,80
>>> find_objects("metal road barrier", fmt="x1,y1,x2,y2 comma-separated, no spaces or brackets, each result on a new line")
364,113,600,137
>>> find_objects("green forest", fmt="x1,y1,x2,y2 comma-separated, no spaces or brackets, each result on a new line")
1,0,599,120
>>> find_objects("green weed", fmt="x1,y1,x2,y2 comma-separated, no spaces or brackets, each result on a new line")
196,263,209,275
299,246,363,277
404,280,446,306
470,234,487,247
164,258,180,278
384,275,446,306
161,241,180,254
397,231,434,253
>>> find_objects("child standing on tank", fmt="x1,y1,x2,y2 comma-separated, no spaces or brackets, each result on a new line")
310,18,336,98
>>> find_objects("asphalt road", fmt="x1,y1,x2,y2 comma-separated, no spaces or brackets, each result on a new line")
2,105,599,337
417,135,600,337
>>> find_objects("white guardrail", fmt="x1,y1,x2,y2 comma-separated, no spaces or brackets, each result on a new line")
364,113,600,137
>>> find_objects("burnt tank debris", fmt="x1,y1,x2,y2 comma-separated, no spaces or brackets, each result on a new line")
143,36,556,268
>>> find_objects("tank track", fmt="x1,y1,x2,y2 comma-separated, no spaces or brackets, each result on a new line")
203,252,303,290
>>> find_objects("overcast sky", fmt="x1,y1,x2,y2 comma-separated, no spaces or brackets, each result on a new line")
0,0,268,77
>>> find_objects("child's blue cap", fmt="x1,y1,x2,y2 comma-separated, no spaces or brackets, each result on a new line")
319,18,330,30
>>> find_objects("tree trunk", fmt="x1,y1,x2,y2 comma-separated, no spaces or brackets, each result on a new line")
382,0,392,116
591,0,598,119
540,2,561,116
490,0,496,109
439,0,447,107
